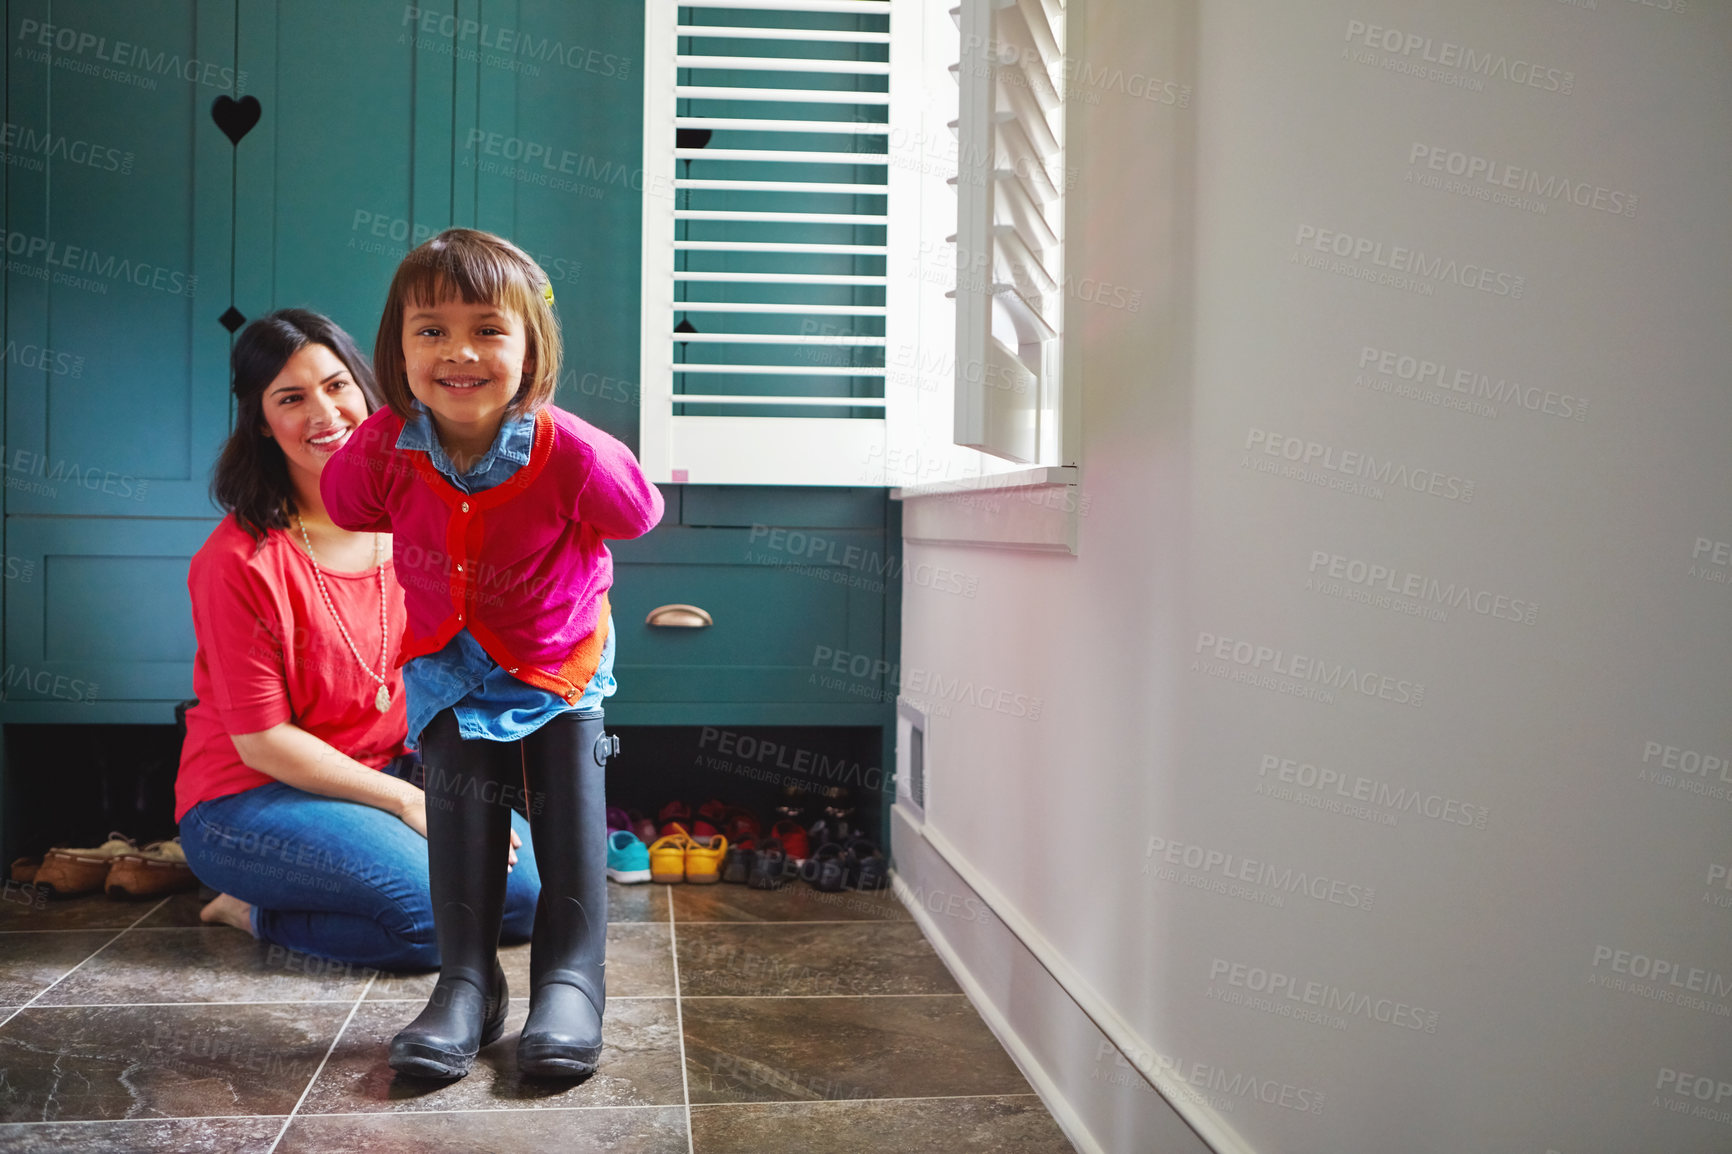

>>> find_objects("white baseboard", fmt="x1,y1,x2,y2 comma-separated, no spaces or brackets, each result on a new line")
892,868,1109,1154
892,809,1255,1154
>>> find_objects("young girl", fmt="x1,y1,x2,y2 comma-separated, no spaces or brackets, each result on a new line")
322,229,663,1080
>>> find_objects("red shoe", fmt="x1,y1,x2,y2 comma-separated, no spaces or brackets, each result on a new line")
692,799,727,840
721,807,761,844
657,800,692,840
629,811,658,845
770,819,809,862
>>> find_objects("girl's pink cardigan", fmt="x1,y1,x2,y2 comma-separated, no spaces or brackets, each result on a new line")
321,404,664,703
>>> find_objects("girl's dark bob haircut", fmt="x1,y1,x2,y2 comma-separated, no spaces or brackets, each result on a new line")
372,227,562,422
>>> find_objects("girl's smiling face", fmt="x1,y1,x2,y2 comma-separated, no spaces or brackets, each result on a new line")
401,296,530,445
260,342,370,485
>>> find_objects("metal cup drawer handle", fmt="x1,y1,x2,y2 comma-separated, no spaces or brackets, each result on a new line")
645,603,713,628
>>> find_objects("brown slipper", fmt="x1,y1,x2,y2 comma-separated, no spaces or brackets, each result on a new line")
9,856,41,884
106,838,198,899
34,833,138,897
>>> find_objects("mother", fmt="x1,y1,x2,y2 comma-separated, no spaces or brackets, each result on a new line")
175,308,538,968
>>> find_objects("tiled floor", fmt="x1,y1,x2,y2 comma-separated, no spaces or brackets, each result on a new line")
0,880,1074,1152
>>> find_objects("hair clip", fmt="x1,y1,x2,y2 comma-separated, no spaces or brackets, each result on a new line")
543,282,556,307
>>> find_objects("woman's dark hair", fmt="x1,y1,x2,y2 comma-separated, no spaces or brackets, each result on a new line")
211,308,382,542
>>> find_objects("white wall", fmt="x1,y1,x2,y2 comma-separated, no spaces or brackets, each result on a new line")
893,2,1732,1152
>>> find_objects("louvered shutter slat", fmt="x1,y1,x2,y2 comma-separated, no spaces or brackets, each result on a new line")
672,333,887,345
953,0,1064,464
674,302,887,315
675,117,890,133
1011,0,1061,65
675,54,890,74
674,210,885,224
675,396,887,406
674,85,889,104
676,25,890,43
676,241,889,254
990,170,1058,251
674,147,889,163
676,179,888,193
683,0,881,12
676,365,887,377
640,0,892,484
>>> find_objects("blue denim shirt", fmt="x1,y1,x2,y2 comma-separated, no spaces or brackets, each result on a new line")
395,400,616,748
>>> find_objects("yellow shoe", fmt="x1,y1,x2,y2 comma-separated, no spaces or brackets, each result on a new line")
649,827,693,884
685,834,728,885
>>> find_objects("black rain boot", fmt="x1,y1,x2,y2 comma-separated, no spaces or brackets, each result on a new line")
389,710,514,1079
516,709,613,1078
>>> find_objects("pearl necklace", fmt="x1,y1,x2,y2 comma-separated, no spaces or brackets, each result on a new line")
294,514,392,713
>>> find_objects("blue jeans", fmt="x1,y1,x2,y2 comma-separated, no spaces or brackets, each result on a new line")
179,765,541,971
404,616,617,750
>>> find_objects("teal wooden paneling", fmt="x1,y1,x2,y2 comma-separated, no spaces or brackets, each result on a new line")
0,701,179,725
681,485,884,528
3,0,234,518
412,0,465,244
468,0,516,238
245,1,430,352
602,701,889,727
471,0,646,452
233,0,277,348
610,521,885,568
45,557,198,663
1,518,219,704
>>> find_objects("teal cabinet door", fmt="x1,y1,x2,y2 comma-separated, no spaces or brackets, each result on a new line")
0,517,219,721
3,0,234,518
2,0,234,721
1,1,451,712
236,0,442,354
464,0,646,452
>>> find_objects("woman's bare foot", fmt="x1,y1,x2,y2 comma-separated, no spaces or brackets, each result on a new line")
199,892,255,936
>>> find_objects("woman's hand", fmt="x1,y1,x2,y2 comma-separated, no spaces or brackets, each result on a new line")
395,792,522,871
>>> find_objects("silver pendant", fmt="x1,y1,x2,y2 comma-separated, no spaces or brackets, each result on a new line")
375,684,391,713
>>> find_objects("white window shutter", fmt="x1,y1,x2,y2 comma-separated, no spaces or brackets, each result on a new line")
640,0,895,485
953,0,1065,465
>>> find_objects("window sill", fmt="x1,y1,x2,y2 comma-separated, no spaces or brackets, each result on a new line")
891,466,1080,555
888,465,1076,500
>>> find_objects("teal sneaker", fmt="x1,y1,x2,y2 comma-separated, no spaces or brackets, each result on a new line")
606,829,651,884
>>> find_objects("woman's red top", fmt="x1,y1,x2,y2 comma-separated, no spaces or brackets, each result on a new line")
174,516,409,822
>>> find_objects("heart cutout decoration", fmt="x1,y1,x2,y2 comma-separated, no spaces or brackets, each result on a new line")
211,95,261,145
